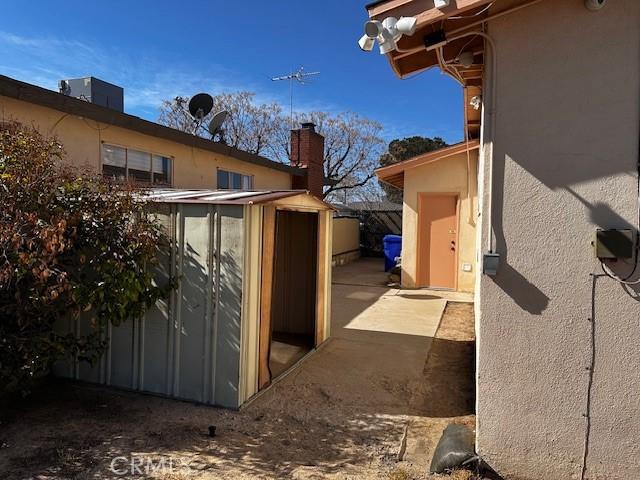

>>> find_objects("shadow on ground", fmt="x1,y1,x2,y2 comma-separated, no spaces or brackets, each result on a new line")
0,260,476,480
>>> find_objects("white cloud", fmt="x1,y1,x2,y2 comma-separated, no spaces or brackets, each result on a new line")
0,30,248,119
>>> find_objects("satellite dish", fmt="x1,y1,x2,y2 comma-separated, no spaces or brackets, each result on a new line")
188,93,214,120
208,110,230,137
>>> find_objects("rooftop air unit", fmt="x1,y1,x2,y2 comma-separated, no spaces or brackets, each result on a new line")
59,76,124,112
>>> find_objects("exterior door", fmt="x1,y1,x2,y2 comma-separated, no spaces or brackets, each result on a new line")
417,194,458,289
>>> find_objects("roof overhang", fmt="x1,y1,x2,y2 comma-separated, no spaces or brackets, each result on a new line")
364,0,538,142
365,0,494,79
375,140,480,189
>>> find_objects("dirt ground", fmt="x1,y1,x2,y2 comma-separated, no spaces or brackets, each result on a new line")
0,262,477,480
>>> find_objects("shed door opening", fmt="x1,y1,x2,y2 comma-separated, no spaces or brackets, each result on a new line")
417,194,458,289
269,210,318,380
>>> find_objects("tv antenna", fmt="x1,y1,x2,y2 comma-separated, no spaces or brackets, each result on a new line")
271,66,320,129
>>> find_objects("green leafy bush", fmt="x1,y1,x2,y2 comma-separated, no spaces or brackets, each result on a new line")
0,122,173,395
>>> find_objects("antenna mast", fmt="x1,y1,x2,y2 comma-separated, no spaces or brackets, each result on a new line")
271,66,320,129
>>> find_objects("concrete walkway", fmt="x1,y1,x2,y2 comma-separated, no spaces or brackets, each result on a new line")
331,259,445,349
257,257,448,414
244,257,468,475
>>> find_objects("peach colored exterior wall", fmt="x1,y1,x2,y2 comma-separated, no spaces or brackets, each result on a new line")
0,96,292,190
402,150,477,292
476,1,640,479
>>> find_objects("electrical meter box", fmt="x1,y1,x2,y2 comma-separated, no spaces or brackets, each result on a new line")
594,229,635,259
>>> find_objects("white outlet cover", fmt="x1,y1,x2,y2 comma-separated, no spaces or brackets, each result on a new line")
462,263,473,272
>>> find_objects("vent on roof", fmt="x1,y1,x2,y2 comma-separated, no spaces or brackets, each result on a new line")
59,77,124,112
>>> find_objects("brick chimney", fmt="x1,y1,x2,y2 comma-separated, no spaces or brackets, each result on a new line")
290,123,325,198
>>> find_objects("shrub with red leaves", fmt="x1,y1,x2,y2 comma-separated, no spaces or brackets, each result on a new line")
0,122,172,395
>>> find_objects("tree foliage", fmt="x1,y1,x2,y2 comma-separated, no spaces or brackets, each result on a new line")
0,122,172,395
378,136,448,203
158,93,385,198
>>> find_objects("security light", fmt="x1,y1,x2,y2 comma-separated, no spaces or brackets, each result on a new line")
357,16,418,55
470,95,482,110
434,0,451,8
364,20,383,38
394,17,417,36
358,35,375,52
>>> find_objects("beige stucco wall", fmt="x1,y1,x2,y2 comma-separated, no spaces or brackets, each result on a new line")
332,217,360,255
332,216,361,266
402,150,477,292
476,1,640,479
0,96,292,190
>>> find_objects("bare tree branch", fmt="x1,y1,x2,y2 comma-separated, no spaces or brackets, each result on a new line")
158,96,385,199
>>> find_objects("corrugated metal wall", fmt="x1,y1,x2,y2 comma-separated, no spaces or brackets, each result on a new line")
54,203,245,409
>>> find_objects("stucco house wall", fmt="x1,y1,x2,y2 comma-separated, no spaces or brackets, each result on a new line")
402,150,477,292
0,96,292,190
332,216,361,265
476,1,640,479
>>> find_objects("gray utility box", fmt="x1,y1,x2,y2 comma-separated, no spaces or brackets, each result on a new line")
594,229,635,259
483,252,500,276
59,77,124,112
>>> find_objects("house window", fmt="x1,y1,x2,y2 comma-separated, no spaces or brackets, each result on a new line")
217,169,253,190
102,144,172,186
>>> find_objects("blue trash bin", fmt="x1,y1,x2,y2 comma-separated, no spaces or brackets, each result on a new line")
383,234,402,272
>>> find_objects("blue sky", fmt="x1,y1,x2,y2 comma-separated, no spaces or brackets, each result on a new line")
0,0,463,145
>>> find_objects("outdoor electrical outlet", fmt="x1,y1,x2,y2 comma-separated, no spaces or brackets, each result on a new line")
483,253,500,276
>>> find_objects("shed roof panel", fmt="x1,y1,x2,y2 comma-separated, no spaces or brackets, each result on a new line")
144,189,335,209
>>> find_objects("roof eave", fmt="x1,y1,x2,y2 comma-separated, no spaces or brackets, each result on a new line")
365,0,494,77
375,172,405,190
375,140,480,186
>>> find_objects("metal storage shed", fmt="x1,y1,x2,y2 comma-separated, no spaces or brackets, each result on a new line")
54,189,333,409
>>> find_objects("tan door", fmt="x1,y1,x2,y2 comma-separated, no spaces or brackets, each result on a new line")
417,194,458,289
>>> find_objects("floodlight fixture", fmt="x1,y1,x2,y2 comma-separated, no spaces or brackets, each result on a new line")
364,20,383,38
358,35,375,52
357,16,418,55
395,16,417,36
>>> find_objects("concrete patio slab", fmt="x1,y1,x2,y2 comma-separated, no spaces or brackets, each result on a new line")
333,257,475,303
333,283,445,341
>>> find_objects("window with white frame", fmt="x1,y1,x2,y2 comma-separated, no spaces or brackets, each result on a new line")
217,169,253,190
102,144,172,186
